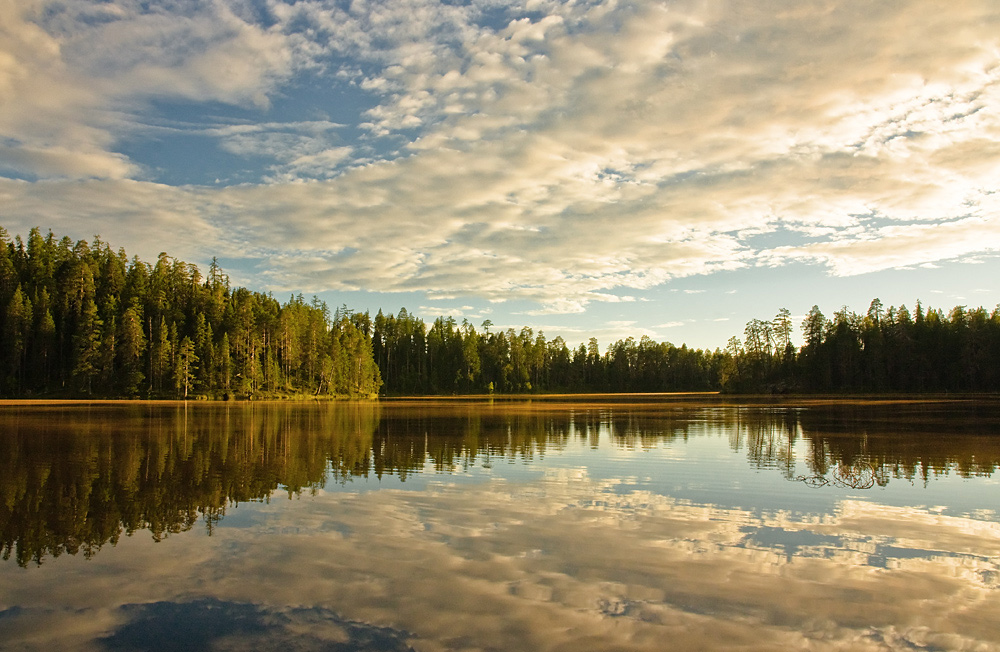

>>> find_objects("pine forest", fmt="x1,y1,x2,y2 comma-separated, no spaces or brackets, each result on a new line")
2,227,999,398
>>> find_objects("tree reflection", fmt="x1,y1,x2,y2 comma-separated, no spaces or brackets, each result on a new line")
796,461,890,489
1,400,998,567
0,402,381,566
371,404,572,478
723,401,1000,487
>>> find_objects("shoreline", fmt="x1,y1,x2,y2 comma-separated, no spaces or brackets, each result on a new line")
2,392,998,408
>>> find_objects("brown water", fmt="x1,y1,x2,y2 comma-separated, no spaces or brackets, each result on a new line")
1,397,999,651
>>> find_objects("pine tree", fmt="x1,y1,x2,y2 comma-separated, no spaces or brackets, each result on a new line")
175,336,198,398
118,302,146,395
72,298,102,395
2,285,31,391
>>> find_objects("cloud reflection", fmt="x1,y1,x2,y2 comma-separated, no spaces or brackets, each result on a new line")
98,599,415,652
1,400,999,651
4,453,999,650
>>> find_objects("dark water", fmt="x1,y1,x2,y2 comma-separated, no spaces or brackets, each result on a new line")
1,397,999,651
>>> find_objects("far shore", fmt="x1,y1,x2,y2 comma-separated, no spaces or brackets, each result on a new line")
2,392,998,409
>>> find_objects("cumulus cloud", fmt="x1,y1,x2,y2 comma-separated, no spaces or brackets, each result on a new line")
0,178,231,279
0,0,309,179
2,0,1000,311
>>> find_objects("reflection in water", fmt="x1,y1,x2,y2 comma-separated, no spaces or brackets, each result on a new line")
1,398,999,651
0,402,382,566
99,599,415,652
2,400,999,567
796,460,890,489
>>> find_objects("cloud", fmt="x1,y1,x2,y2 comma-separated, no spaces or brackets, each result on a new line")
417,305,488,322
0,178,223,265
760,213,1000,276
4,469,998,651
0,0,309,179
2,0,1000,311
0,143,136,180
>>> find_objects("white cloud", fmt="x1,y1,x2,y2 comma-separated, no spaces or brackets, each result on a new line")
0,177,226,269
2,0,1000,311
760,213,1000,276
0,0,310,179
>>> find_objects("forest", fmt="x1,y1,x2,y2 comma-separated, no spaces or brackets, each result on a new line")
2,226,999,397
0,227,381,399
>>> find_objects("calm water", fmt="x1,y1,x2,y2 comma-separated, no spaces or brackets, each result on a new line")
1,396,999,651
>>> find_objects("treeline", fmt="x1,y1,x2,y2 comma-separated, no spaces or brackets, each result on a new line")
0,227,381,398
372,312,725,394
0,226,726,398
371,300,1000,395
724,300,1000,393
3,227,1000,397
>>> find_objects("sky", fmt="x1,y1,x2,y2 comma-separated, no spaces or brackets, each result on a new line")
2,0,999,350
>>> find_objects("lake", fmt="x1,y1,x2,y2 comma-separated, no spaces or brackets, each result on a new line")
1,396,999,651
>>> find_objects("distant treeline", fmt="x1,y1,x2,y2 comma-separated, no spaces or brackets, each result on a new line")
727,301,1000,393
1,227,999,397
373,299,1000,394
371,310,725,394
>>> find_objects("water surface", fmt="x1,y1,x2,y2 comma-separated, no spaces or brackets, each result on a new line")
1,397,998,651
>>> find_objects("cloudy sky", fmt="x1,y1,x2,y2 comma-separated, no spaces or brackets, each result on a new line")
2,0,999,348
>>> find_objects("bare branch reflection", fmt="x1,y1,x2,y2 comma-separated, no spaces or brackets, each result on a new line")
796,460,890,489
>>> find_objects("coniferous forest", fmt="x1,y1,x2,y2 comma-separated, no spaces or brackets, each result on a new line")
0,227,381,399
1,226,999,398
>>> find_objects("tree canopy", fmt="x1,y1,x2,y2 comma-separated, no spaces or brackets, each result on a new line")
722,300,1000,393
0,227,381,398
2,227,998,397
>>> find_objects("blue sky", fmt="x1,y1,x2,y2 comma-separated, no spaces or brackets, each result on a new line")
2,0,999,350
